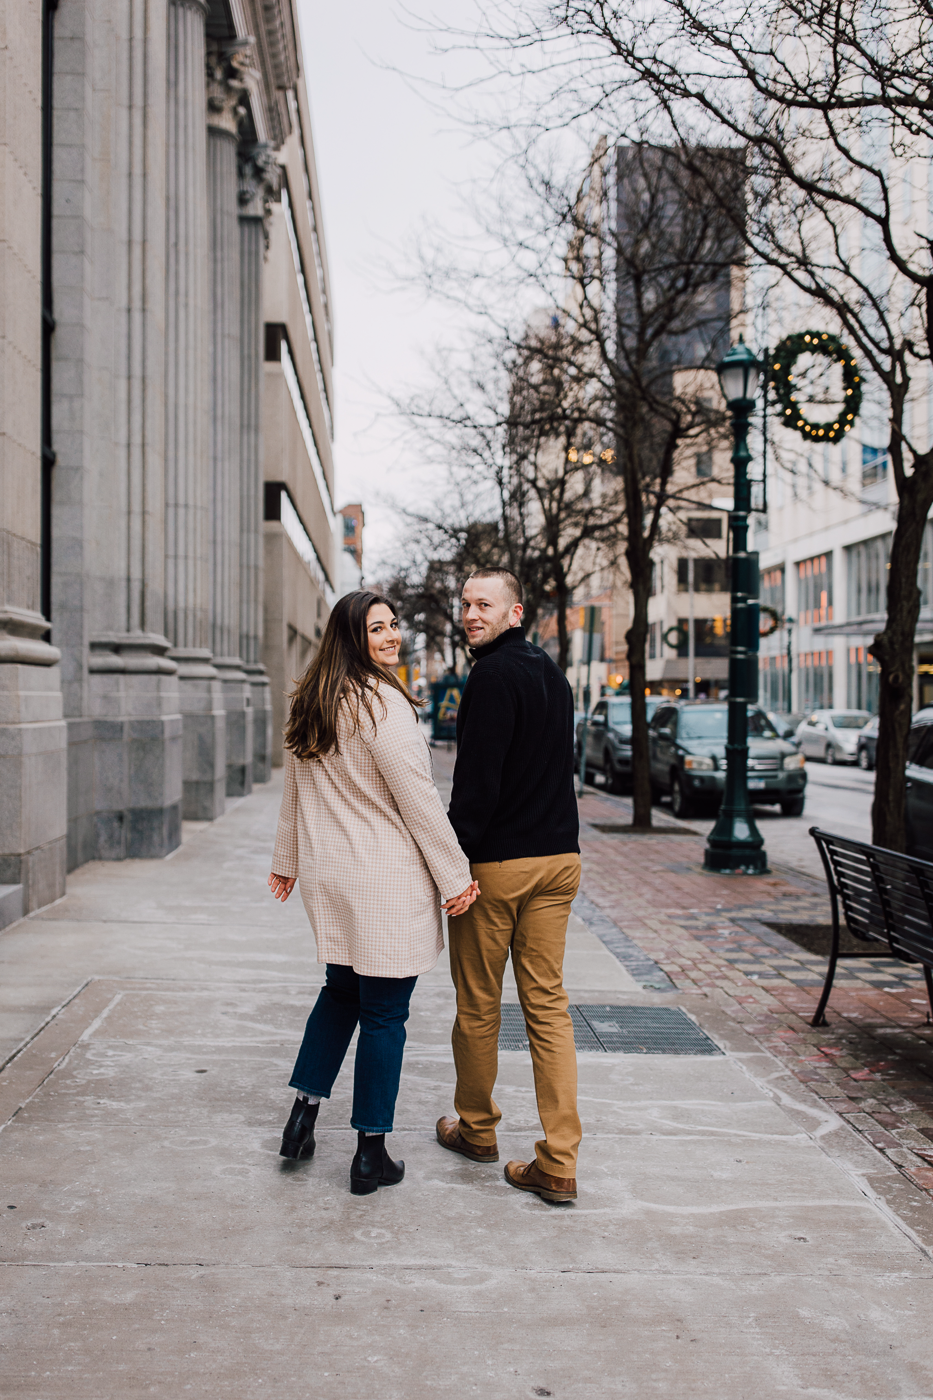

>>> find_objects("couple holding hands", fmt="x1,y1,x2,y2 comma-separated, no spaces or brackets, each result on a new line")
268,569,581,1201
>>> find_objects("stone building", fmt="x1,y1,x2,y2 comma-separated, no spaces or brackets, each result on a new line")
0,0,335,928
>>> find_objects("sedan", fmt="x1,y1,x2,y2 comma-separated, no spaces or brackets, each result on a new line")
796,709,871,764
856,715,879,770
575,695,664,792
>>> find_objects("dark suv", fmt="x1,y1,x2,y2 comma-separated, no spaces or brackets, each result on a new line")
905,708,933,861
648,700,807,820
575,695,663,792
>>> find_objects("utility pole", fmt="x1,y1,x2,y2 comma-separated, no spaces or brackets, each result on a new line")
577,605,600,796
688,554,695,699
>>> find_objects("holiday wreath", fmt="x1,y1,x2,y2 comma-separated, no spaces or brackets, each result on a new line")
769,331,862,444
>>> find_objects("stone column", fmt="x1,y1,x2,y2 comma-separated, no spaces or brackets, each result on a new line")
0,619,66,921
76,0,183,863
206,41,252,798
238,143,277,784
0,1,66,918
164,0,225,821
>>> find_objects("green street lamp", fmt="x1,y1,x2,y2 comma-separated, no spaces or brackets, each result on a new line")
704,337,768,874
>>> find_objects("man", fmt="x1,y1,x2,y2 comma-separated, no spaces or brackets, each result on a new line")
436,568,582,1203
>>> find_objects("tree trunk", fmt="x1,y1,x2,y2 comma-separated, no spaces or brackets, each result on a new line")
871,462,933,849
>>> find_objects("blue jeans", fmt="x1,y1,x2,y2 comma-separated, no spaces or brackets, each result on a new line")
289,964,418,1134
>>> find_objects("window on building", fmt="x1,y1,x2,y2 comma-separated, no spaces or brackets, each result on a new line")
677,557,730,592
862,444,887,485
695,451,713,478
687,516,722,540
649,560,662,596
648,621,658,659
343,515,357,538
799,651,834,710
759,654,789,711
846,534,890,619
797,554,833,625
676,616,729,657
760,565,785,618
847,645,880,713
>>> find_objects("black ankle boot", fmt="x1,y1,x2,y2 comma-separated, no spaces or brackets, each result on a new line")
279,1096,319,1159
349,1131,405,1195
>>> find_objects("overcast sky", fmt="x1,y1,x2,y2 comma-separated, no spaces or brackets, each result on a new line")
297,2,496,570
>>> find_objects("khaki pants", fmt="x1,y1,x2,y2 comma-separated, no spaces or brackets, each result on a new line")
448,853,582,1177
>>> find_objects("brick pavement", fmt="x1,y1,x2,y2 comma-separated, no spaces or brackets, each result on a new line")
575,784,933,1201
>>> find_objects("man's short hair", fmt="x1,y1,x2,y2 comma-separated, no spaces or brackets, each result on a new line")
465,568,523,607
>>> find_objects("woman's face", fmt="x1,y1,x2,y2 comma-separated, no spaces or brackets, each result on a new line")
366,603,401,668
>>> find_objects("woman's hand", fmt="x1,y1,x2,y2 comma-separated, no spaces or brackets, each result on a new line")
443,879,480,918
268,872,296,902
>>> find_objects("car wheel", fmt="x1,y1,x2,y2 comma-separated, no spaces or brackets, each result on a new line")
780,795,806,817
605,753,625,794
670,772,694,819
858,747,872,771
825,745,836,765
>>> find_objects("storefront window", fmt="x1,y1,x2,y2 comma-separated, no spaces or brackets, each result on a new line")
847,645,880,713
799,651,834,710
759,654,789,710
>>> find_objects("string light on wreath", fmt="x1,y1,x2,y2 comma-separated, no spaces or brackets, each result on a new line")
769,331,862,444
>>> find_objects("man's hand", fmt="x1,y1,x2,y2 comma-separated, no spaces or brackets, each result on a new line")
268,872,296,902
443,879,480,918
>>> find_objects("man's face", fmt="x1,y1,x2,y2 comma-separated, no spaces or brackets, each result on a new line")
461,577,523,648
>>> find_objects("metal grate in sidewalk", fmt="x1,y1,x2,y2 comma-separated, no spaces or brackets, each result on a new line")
498,1003,722,1054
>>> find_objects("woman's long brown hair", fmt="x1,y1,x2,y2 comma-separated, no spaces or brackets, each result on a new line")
284,590,420,761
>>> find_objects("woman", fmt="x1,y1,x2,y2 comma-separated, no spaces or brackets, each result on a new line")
268,590,477,1195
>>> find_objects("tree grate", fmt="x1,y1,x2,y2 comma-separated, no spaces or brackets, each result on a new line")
498,1003,722,1055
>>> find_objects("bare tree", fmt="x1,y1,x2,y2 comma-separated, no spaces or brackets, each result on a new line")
447,0,933,846
388,329,628,672
385,131,739,823
508,141,740,824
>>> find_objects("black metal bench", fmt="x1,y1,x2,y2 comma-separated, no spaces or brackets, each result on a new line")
809,827,933,1027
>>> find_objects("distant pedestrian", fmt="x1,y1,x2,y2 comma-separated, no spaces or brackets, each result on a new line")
269,590,477,1195
436,569,582,1202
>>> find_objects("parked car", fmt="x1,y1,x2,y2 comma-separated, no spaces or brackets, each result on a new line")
575,695,664,792
905,708,933,861
767,712,806,747
647,700,807,819
795,709,871,764
856,714,880,770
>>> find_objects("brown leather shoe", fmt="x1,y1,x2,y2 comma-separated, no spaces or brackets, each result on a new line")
504,1158,577,1202
435,1115,499,1163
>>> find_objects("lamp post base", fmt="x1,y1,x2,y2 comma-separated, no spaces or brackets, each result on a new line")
703,840,769,874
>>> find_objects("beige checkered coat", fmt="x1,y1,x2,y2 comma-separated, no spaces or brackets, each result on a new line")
271,684,471,978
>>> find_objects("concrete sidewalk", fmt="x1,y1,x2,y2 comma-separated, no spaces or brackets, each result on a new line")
2,772,933,1397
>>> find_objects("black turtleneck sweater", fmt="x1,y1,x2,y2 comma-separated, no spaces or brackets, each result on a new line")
447,626,579,863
